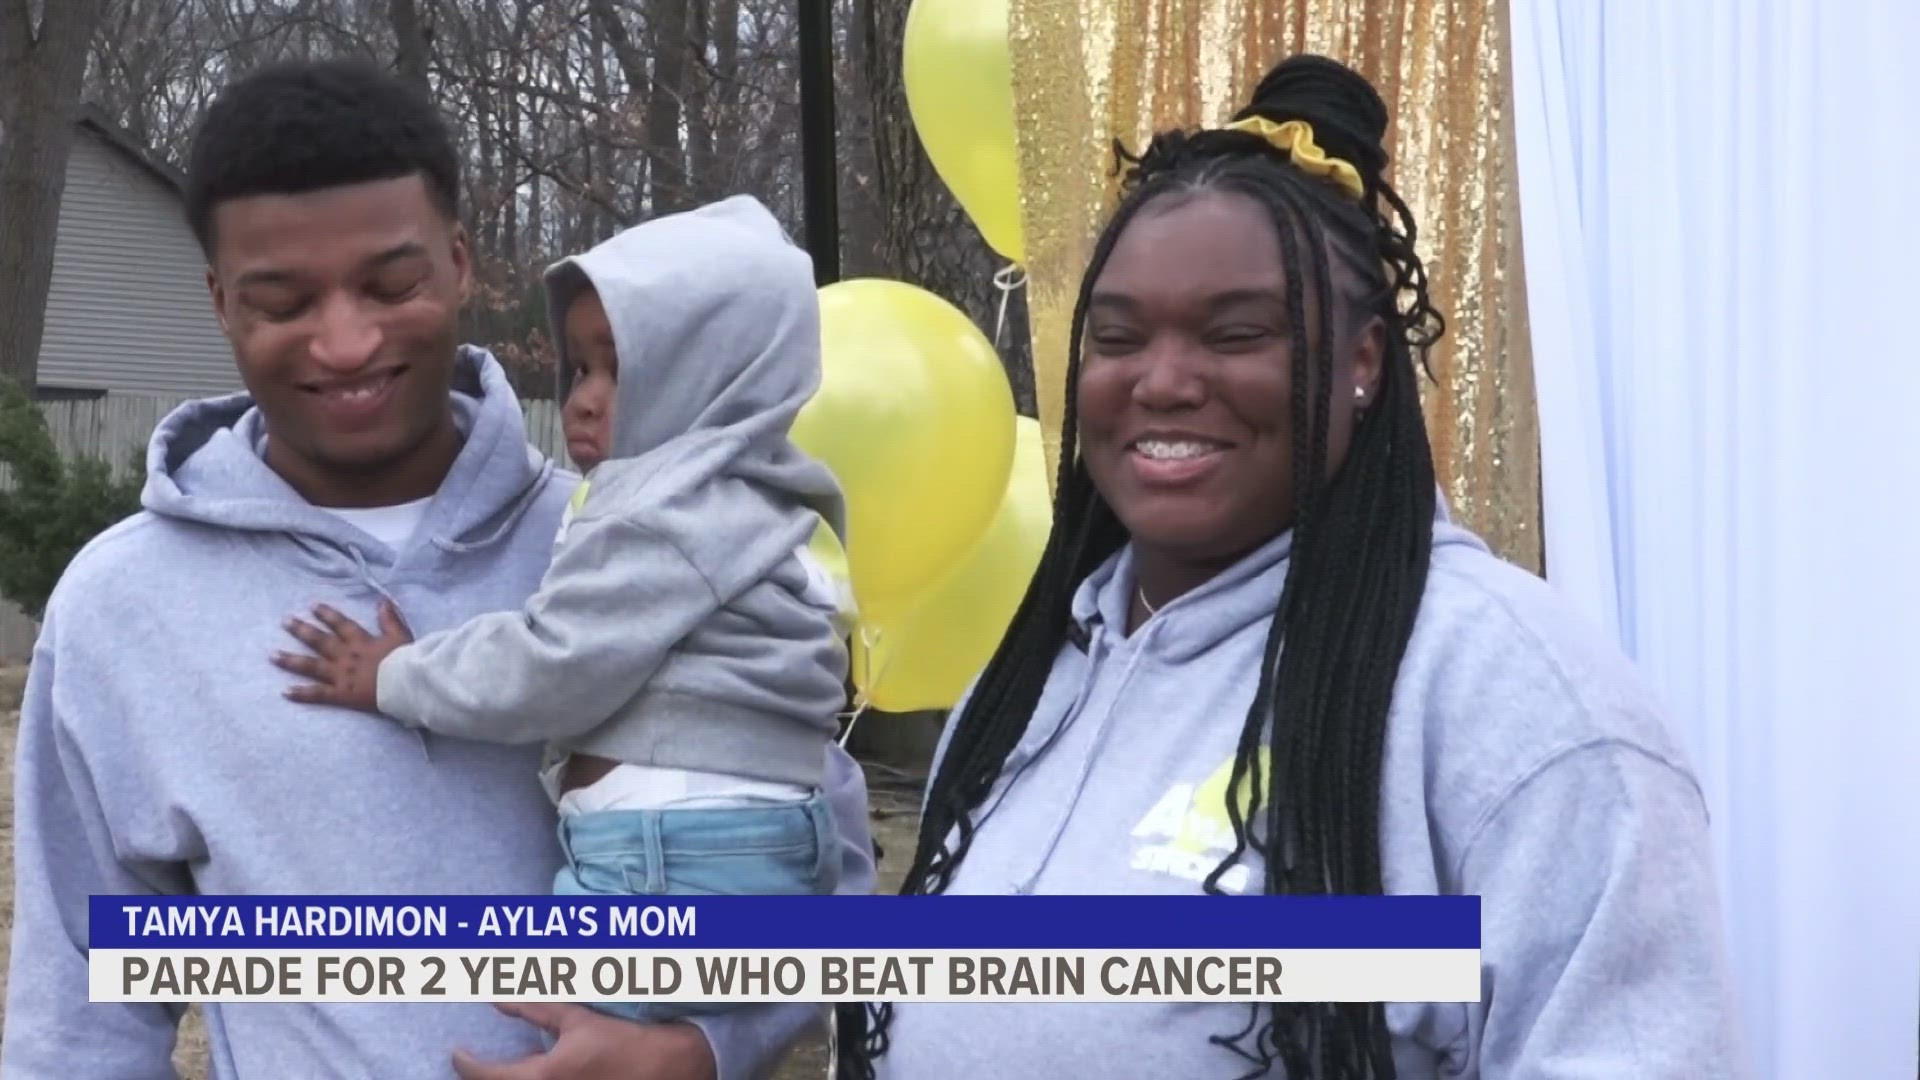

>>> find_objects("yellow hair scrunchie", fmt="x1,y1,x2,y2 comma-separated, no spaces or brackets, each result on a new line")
1218,116,1365,202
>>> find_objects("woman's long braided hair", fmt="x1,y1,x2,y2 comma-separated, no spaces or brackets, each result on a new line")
837,55,1445,1079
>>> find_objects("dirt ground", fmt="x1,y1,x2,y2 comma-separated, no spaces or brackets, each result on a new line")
0,663,925,1079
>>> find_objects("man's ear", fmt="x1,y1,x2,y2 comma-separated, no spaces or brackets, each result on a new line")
449,224,473,305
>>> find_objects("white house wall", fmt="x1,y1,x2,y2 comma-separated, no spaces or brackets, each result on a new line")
37,135,237,397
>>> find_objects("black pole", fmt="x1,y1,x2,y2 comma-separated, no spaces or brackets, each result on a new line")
797,0,840,285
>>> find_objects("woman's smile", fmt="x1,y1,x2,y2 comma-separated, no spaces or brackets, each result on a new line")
1126,432,1233,487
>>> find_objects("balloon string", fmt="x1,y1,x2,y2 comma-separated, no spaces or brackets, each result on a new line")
837,699,870,749
838,624,887,748
992,263,1028,350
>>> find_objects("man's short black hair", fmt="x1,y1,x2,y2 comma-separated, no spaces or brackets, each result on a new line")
185,58,460,256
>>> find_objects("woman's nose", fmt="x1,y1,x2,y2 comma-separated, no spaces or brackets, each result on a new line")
1132,345,1207,409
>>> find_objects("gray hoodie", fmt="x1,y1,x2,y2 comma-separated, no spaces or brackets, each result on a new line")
2,347,878,1080
879,513,1747,1079
376,197,850,789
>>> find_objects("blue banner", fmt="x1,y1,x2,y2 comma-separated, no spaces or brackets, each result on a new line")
91,895,1479,951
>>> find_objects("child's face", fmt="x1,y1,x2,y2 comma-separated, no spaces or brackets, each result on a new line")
561,290,617,472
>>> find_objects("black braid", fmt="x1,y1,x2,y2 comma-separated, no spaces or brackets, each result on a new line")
838,54,1442,1080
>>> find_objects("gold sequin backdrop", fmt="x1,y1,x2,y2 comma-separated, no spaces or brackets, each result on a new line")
1006,0,1541,571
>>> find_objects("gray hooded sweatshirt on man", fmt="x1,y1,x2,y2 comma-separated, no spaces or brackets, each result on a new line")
376,195,851,790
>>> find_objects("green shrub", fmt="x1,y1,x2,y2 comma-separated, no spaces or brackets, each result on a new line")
0,377,144,620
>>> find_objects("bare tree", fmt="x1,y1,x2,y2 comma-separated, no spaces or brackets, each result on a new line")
387,0,431,91
85,0,196,153
643,0,692,213
587,0,697,217
698,0,741,200
854,0,1031,411
0,0,114,388
833,0,884,276
58,0,1010,403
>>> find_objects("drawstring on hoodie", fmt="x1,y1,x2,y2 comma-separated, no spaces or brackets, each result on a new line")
274,458,557,767
344,544,435,763
284,533,436,762
429,454,556,556
146,346,563,771
970,625,1109,836
1011,621,1156,895
385,458,556,762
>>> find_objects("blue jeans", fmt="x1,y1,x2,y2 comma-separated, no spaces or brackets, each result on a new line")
553,794,838,1023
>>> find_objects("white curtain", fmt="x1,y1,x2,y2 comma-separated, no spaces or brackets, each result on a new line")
1512,1,1920,1077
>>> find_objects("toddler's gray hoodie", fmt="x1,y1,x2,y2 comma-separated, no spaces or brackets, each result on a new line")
377,196,850,790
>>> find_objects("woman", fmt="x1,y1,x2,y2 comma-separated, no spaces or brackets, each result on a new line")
838,55,1742,1079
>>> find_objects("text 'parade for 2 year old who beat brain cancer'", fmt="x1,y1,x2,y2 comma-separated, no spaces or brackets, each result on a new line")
90,894,1484,1006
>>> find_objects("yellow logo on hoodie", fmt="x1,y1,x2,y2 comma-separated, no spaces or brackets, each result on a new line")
1128,749,1269,894
554,477,592,549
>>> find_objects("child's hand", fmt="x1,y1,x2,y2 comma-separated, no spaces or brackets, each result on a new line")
272,601,414,713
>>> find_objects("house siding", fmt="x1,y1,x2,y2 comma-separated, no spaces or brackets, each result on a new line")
36,134,237,397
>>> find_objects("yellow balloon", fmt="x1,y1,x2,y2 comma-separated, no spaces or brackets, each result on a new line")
795,279,1016,625
855,417,1052,712
902,0,1024,265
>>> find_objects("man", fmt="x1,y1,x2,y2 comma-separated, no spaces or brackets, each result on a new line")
2,60,874,1080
